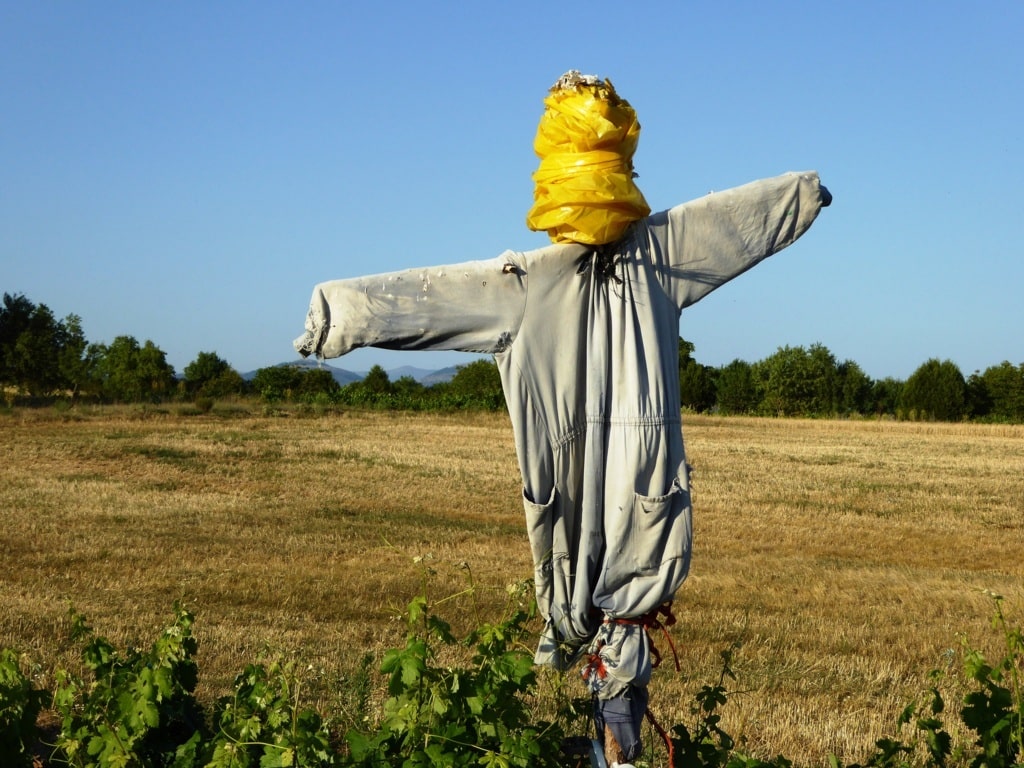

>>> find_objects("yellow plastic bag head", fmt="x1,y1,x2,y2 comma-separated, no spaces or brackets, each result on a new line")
526,71,651,245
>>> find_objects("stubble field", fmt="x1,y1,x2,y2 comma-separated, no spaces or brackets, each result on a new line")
2,406,1022,765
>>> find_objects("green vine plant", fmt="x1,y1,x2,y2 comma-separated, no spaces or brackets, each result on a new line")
206,659,340,768
1,586,1021,768
50,603,207,768
958,593,1022,768
667,643,751,768
1,648,51,767
345,572,566,768
829,591,1022,768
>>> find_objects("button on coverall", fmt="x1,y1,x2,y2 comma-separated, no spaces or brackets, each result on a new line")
295,169,828,715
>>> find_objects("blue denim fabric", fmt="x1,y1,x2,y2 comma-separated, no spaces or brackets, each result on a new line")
594,684,649,762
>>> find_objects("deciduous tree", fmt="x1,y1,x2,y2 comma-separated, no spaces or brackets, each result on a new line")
900,358,966,421
678,338,716,413
870,377,904,417
56,314,99,399
836,359,874,416
447,359,505,409
94,336,176,402
978,361,1024,422
755,343,838,417
183,351,245,399
1,293,95,398
251,365,330,402
715,359,759,415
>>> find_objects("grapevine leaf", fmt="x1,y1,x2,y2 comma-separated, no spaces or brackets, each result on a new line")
259,746,294,767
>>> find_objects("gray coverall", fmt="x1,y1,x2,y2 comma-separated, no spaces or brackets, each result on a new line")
295,171,828,754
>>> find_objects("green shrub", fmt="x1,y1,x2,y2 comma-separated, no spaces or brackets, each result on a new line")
2,591,1021,768
207,659,340,768
51,604,206,768
346,591,565,767
828,593,1022,768
0,649,50,767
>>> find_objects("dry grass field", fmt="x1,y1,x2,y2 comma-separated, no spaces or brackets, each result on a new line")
2,405,1023,766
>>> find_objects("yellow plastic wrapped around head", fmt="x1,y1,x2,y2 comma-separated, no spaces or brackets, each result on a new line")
526,70,651,245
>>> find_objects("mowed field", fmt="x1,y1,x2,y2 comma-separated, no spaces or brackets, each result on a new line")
2,406,1023,765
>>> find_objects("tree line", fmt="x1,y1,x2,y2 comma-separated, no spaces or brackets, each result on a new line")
677,339,1024,422
3,292,1023,422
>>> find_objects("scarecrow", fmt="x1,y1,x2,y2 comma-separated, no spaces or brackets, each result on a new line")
295,71,830,765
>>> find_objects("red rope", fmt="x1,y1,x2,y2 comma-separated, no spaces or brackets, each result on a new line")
607,602,681,672
611,603,681,764
581,641,607,682
645,705,676,766
588,603,682,765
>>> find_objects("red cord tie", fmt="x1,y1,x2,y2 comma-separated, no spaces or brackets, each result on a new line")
586,604,681,764
607,602,681,672
581,641,608,682
645,705,676,766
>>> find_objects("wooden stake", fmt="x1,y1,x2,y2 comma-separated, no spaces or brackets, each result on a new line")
604,724,626,766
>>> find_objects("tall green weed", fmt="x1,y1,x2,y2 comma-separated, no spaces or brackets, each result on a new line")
1,593,1021,768
0,648,51,767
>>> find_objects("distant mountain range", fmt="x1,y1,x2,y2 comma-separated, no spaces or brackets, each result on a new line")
241,359,460,386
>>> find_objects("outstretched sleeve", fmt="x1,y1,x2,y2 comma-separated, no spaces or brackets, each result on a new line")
649,171,827,308
294,252,528,360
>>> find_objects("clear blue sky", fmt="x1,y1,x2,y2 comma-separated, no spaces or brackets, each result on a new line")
3,2,1021,380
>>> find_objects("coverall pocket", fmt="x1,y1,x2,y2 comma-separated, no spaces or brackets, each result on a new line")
604,474,690,590
633,480,684,573
523,488,556,615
